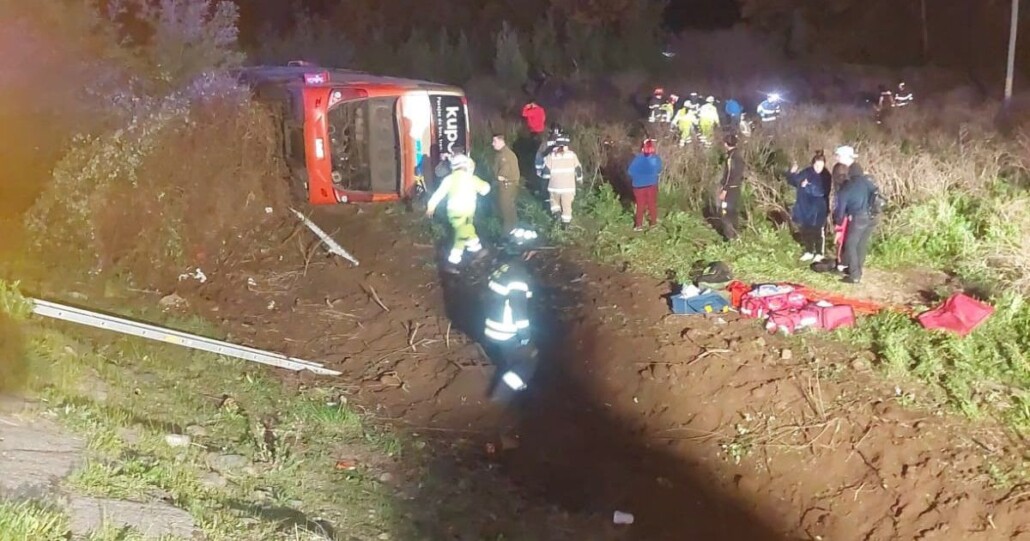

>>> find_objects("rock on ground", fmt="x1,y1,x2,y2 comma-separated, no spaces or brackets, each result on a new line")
0,414,84,499
64,495,196,539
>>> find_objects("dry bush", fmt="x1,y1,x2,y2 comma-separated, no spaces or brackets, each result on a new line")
92,99,291,288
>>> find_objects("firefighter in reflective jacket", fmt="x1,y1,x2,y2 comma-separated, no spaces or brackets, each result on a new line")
658,94,678,123
540,138,583,228
698,96,721,148
483,228,538,392
425,155,491,267
672,105,699,147
757,93,782,123
894,82,913,108
647,88,665,123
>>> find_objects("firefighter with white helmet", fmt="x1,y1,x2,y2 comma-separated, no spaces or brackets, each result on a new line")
425,154,491,268
540,136,583,229
894,81,913,108
672,104,699,147
698,95,721,148
757,93,782,123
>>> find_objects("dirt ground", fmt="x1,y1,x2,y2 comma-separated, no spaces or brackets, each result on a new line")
168,204,1028,540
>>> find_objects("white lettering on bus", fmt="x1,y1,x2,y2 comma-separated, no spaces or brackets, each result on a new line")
444,106,460,153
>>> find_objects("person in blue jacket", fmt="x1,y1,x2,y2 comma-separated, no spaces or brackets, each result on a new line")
786,150,831,262
724,98,743,127
627,138,663,231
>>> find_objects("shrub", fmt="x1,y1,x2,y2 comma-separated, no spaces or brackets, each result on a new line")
109,0,246,90
493,21,529,90
0,280,31,392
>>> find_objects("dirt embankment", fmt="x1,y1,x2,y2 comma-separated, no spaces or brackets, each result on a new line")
160,203,1028,540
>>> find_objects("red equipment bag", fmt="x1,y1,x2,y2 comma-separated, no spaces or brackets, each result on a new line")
807,302,856,331
917,293,994,337
766,307,819,334
740,287,808,319
726,281,753,308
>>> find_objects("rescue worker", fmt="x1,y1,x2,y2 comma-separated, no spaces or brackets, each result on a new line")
718,134,745,241
491,133,521,233
425,154,491,268
757,93,782,123
787,151,831,262
874,84,894,124
627,138,662,230
521,100,547,143
698,96,721,148
658,94,678,124
832,145,877,284
672,104,699,147
724,98,743,127
738,112,753,138
534,125,564,178
894,81,913,108
434,146,476,180
540,136,583,229
482,228,539,393
647,87,665,123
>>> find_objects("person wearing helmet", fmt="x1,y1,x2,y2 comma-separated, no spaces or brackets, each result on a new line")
540,136,583,229
894,81,913,108
482,228,539,394
698,96,721,148
757,93,782,123
672,103,699,147
659,94,678,124
434,146,476,181
647,88,665,123
535,125,564,178
627,139,663,230
426,154,492,268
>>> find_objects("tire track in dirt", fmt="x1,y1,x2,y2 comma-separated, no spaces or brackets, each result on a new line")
179,205,1028,540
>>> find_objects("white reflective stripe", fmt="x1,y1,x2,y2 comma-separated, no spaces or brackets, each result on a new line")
507,281,529,291
485,327,516,341
502,371,527,390
548,188,575,193
447,250,462,264
515,319,530,329
486,319,518,332
549,167,576,173
489,281,509,295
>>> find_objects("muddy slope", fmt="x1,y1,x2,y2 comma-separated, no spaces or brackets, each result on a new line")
176,204,1028,540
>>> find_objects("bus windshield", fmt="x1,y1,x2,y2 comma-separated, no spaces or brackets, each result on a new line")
326,96,399,194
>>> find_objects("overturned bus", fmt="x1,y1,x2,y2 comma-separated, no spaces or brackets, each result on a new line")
237,62,470,204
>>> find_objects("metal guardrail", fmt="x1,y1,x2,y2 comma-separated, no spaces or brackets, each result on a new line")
31,298,340,376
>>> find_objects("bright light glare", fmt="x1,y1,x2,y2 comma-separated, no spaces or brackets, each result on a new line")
502,371,527,391
769,93,781,102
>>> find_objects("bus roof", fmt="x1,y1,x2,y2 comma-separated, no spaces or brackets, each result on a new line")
236,64,464,95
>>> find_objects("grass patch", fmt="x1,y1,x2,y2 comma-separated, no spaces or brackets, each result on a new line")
17,304,411,540
0,500,69,541
515,177,1030,438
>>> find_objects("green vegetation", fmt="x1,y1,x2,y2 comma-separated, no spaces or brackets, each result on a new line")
4,282,408,540
477,107,1030,438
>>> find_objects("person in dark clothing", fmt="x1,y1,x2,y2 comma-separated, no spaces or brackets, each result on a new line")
832,145,876,284
719,134,745,241
787,150,831,262
482,228,539,395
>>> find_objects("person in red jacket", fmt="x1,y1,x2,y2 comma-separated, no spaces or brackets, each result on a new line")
521,101,547,142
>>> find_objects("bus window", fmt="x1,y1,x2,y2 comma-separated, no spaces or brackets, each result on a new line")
327,100,372,192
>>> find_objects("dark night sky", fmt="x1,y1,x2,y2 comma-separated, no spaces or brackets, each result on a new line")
664,0,741,31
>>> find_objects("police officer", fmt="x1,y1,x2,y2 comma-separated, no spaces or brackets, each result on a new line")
482,228,539,393
718,134,745,241
832,145,878,284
